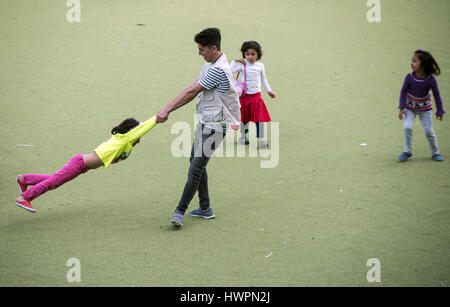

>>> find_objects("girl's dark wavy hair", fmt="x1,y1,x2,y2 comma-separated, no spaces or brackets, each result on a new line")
415,49,440,76
111,118,139,135
241,41,263,60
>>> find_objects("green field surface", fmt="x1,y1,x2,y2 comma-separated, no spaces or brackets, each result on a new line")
1,0,449,287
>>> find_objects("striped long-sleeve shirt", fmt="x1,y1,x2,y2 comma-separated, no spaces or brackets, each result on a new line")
197,57,232,133
198,66,230,93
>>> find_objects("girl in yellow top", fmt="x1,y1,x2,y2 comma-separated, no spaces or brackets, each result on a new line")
15,116,157,213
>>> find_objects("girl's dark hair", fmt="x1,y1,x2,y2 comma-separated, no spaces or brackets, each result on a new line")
414,49,440,76
241,41,263,60
111,118,139,135
194,28,221,50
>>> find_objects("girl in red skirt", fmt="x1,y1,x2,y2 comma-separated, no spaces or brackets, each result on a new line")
231,41,276,148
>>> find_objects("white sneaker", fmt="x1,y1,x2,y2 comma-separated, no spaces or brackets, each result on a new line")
259,140,269,149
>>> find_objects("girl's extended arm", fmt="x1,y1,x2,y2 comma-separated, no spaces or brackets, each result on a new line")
127,115,158,143
230,60,244,73
431,76,445,118
398,74,409,110
261,64,276,98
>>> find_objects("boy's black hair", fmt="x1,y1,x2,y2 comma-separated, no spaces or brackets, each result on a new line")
194,28,221,50
241,41,263,60
111,118,139,135
415,49,440,76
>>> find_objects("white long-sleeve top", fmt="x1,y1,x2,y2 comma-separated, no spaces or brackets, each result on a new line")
230,60,272,95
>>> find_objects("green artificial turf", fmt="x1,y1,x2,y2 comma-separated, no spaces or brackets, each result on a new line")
1,0,449,286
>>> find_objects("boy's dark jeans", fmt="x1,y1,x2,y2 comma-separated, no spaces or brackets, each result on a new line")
176,124,226,214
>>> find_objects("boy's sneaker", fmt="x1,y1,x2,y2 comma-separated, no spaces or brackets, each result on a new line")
189,207,215,219
239,137,249,145
398,152,412,161
16,176,27,193
171,210,184,227
16,199,36,213
432,154,444,162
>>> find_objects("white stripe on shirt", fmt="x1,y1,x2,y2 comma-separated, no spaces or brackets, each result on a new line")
199,67,230,93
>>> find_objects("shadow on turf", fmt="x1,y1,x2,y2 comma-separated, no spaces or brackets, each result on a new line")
163,216,217,232
4,203,216,234
396,157,443,164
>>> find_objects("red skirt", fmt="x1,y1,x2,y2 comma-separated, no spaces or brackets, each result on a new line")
239,92,272,123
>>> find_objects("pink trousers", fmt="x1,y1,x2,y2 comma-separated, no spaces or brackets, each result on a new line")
22,154,89,202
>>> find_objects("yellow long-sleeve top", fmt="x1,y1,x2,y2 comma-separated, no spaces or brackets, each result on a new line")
94,116,157,168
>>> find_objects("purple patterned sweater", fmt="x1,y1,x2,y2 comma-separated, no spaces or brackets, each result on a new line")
398,72,445,115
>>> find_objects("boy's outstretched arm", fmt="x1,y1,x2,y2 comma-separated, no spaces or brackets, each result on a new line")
156,79,203,123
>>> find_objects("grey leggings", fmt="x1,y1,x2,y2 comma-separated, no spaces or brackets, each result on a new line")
403,109,440,155
241,122,264,138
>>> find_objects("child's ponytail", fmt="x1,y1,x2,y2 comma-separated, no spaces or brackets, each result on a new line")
415,49,441,76
111,118,140,135
111,126,120,135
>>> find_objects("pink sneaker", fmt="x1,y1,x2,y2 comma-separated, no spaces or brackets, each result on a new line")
16,176,27,193
16,199,36,213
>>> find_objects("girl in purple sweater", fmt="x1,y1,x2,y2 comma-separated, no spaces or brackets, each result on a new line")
398,49,445,161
